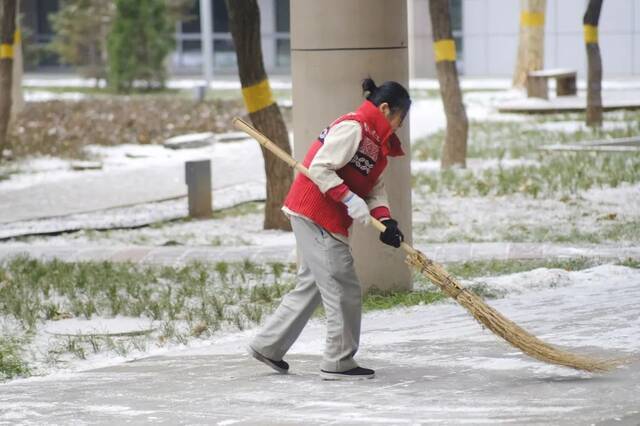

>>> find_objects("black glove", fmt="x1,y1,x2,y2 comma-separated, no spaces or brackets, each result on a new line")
380,219,404,248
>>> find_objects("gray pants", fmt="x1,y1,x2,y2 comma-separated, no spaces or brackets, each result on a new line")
250,216,362,372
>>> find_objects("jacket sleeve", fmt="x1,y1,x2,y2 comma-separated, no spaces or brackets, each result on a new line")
366,176,391,220
308,120,361,202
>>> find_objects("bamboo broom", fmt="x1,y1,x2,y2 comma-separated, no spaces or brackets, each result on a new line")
232,116,620,373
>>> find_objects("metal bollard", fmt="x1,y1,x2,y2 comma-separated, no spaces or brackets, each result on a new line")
185,160,212,218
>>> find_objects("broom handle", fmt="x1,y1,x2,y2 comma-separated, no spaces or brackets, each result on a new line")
232,117,419,256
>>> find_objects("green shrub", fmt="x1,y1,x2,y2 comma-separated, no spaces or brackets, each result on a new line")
0,336,30,381
107,0,174,92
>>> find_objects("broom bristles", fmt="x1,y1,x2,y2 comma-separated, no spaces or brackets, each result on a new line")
406,251,623,373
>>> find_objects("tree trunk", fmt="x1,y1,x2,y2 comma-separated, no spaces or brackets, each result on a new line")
226,0,293,231
429,0,468,169
584,0,603,128
512,0,546,88
0,0,17,161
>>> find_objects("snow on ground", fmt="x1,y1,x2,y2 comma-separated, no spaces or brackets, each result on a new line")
409,89,529,140
43,317,156,336
22,75,294,91
412,181,640,244
0,140,253,192
522,120,633,134
23,90,87,102
6,169,637,247
2,76,638,424
3,264,638,384
411,158,540,173
2,264,638,424
3,78,638,247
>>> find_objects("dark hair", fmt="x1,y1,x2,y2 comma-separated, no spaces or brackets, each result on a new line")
362,77,412,119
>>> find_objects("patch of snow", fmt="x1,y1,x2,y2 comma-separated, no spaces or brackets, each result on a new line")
23,90,86,102
0,180,267,240
0,135,265,194
44,317,157,336
409,90,530,140
411,158,540,173
412,181,640,244
463,267,577,295
522,120,633,133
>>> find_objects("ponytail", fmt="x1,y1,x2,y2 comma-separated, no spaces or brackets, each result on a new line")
361,77,411,118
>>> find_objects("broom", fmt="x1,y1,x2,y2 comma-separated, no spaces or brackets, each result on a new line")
232,116,620,373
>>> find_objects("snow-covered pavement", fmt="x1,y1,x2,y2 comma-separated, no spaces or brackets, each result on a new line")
1,242,639,267
1,265,639,425
0,140,265,224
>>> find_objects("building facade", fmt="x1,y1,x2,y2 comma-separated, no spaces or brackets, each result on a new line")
19,0,640,78
411,0,640,78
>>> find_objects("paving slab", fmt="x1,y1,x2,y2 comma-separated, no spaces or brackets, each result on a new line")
1,265,638,424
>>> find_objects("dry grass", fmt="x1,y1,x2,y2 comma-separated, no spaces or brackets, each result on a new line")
6,96,247,160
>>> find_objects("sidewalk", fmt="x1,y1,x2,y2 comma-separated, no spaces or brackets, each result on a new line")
1,242,638,266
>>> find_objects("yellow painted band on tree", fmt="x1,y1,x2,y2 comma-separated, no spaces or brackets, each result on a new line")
0,44,13,59
434,39,456,62
520,11,545,27
242,79,275,113
14,29,21,44
584,25,598,44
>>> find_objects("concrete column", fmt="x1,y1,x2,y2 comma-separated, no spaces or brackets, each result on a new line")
291,0,413,291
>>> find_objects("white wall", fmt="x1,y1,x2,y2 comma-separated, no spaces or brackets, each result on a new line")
408,0,435,78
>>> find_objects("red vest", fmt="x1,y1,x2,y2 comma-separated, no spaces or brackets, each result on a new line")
284,100,405,236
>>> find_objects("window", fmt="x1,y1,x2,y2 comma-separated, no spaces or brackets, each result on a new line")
213,0,229,33
450,0,463,73
181,1,200,33
35,0,59,38
182,0,229,33
450,0,462,33
276,39,290,67
275,0,290,69
214,39,236,68
275,0,290,32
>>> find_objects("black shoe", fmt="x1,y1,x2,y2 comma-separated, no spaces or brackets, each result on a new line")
320,367,375,381
248,346,289,374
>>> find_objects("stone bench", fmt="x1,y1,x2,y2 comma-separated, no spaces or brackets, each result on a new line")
527,69,577,99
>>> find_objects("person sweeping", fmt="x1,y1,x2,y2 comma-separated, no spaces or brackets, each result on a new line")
248,78,412,380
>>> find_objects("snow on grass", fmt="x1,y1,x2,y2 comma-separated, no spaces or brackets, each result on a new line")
3,261,637,383
412,181,640,244
522,120,632,133
5,168,638,247
156,263,640,370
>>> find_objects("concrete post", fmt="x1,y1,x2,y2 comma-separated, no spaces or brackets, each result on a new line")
291,0,412,291
185,160,212,218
